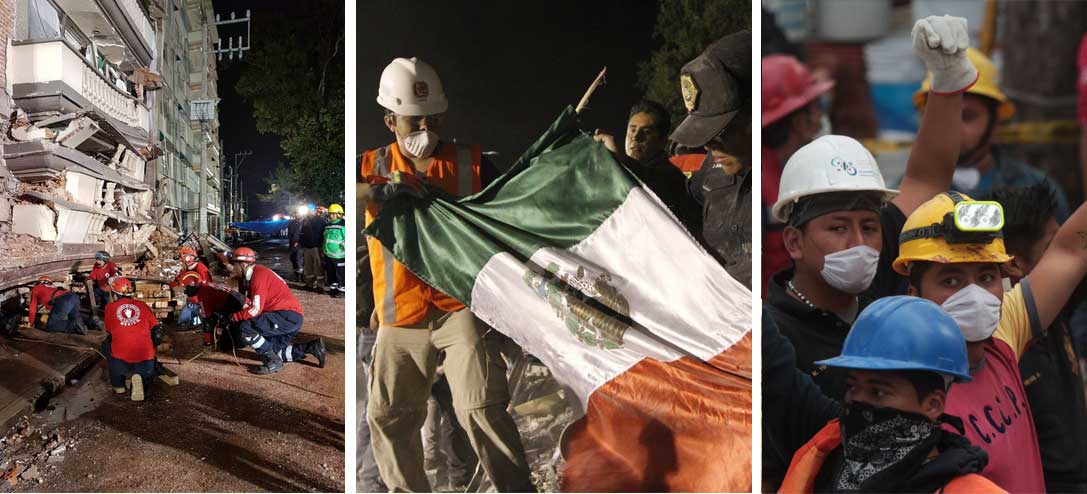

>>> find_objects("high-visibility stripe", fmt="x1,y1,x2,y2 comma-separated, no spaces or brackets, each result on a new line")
248,334,267,349
456,145,473,196
282,345,294,362
381,244,397,325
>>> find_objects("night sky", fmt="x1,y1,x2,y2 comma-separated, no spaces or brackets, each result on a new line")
214,0,292,219
358,1,660,168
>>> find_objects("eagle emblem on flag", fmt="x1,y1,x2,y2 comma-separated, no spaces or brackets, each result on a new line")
523,263,629,350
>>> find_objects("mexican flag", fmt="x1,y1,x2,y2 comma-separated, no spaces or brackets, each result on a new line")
366,107,752,492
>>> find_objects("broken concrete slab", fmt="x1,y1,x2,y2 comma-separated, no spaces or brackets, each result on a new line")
2,141,149,191
0,328,105,433
11,205,57,241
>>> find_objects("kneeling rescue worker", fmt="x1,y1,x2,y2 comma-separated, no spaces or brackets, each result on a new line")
230,247,325,374
780,296,1004,493
27,276,87,334
103,277,162,402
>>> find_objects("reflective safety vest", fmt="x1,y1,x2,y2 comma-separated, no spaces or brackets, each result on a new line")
780,420,1007,494
360,141,483,327
323,220,345,259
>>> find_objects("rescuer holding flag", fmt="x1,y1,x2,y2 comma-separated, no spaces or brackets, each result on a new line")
358,57,531,492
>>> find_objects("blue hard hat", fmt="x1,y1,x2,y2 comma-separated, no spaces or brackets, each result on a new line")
816,296,972,383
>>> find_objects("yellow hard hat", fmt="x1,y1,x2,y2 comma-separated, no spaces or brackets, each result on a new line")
893,192,1012,275
329,203,344,214
913,48,1015,121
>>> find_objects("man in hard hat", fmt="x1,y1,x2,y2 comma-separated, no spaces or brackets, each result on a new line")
592,99,701,235
178,273,245,349
103,277,161,402
892,188,1087,492
914,48,1070,221
982,185,1087,493
766,16,975,402
761,54,834,293
88,250,119,310
26,276,88,335
358,57,532,492
299,206,327,291
779,296,1004,493
670,29,753,288
229,247,325,374
323,203,346,298
170,246,213,329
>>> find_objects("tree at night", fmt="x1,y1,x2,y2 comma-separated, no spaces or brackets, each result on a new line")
235,0,345,205
638,0,751,128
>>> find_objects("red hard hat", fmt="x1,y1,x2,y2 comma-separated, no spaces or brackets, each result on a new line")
37,275,51,284
110,277,134,294
179,246,197,259
761,55,835,128
232,247,257,263
178,271,203,287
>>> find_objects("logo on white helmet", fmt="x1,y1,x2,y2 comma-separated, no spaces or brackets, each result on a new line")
115,303,141,326
413,81,429,100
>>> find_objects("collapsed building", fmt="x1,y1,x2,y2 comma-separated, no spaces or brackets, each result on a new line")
0,0,223,303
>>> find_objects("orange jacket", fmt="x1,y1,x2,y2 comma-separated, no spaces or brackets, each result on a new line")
360,141,483,327
780,420,1006,494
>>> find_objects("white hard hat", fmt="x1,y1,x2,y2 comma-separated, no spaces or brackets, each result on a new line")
772,135,899,222
376,57,448,116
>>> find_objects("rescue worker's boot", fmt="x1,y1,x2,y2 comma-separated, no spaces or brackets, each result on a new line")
253,352,284,375
73,318,88,335
306,338,327,368
130,374,144,401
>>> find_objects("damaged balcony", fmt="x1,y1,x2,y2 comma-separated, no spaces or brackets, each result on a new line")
7,40,152,150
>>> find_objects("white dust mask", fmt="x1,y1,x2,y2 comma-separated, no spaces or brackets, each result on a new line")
820,245,880,294
952,167,981,191
941,283,1002,342
399,130,439,158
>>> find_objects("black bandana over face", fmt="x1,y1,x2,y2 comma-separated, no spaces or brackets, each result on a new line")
835,401,945,492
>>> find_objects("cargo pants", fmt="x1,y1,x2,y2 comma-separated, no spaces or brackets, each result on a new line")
367,308,533,492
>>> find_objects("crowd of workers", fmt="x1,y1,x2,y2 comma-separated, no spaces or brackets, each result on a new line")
356,19,751,491
22,242,327,401
764,14,1087,494
288,203,347,298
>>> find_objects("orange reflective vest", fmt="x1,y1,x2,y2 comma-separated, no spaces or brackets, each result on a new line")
780,420,1007,494
360,141,483,327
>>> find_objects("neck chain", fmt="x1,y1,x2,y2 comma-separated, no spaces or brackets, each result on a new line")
787,279,817,309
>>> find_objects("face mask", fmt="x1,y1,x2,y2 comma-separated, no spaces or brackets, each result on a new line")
952,167,981,191
941,283,1002,342
398,130,439,158
821,245,880,294
837,401,942,491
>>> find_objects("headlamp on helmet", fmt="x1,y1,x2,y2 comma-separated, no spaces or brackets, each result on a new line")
899,193,1004,245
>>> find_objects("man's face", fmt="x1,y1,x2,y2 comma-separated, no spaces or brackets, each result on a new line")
957,95,994,165
783,210,882,274
624,112,666,163
94,259,104,268
913,261,1004,305
794,103,824,144
331,213,343,222
704,120,751,175
845,370,943,421
384,113,444,141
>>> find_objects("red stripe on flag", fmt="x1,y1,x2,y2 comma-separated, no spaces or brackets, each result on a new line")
559,332,752,492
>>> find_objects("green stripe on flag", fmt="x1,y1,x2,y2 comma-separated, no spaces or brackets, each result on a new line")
366,106,639,305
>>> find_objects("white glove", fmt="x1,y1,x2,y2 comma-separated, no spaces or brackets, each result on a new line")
912,15,977,94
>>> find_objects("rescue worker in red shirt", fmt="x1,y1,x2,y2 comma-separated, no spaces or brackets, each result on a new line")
88,250,120,310
26,276,87,335
178,273,245,347
229,247,324,374
780,296,1003,493
103,277,161,402
170,246,213,328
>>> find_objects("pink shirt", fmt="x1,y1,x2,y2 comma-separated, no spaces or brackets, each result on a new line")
944,283,1044,493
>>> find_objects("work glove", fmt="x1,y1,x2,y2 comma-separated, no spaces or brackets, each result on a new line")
913,15,977,95
367,171,428,203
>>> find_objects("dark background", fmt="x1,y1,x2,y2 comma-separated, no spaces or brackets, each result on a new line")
213,0,291,217
357,1,661,168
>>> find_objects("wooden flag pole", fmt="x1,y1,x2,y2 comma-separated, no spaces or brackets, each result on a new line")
575,67,607,114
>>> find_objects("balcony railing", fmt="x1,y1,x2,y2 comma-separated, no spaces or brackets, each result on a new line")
9,41,151,134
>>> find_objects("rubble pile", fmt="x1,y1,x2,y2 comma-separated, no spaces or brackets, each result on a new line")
0,416,86,490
